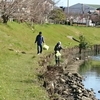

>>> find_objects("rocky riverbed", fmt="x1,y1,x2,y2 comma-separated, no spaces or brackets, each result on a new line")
42,64,97,100
38,47,99,100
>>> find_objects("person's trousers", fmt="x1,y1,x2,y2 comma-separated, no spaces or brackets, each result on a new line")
37,44,42,54
55,55,60,65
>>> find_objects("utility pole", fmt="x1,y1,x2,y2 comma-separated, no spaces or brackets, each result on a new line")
67,0,69,15
81,4,84,24
82,4,84,15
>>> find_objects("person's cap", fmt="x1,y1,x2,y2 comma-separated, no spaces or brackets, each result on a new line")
58,41,61,45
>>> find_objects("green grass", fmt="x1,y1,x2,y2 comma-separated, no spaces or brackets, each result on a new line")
91,60,100,66
0,22,100,100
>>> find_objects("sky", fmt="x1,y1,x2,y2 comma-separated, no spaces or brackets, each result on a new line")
55,0,100,7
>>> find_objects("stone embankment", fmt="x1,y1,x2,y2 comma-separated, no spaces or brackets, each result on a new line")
39,46,99,100
43,64,97,100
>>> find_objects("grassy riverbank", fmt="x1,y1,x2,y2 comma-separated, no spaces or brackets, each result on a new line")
0,22,100,100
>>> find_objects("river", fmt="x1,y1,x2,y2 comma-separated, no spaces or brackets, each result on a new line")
78,55,100,99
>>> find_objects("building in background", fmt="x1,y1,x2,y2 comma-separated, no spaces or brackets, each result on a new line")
64,3,100,26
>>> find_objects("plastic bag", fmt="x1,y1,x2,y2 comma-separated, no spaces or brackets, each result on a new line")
43,44,49,50
56,51,61,57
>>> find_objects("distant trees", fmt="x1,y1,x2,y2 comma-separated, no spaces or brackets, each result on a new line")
49,8,66,24
0,0,23,23
25,0,54,24
0,0,54,24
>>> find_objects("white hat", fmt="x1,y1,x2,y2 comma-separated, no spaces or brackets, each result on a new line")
58,41,61,45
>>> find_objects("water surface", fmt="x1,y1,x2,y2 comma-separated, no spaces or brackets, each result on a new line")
79,56,100,99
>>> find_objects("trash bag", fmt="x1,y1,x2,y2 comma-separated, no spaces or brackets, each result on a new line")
56,51,61,57
43,44,49,50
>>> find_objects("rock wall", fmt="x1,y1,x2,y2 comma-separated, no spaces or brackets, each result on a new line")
43,67,97,100
38,45,100,100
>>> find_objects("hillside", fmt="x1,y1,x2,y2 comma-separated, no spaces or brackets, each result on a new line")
0,22,100,100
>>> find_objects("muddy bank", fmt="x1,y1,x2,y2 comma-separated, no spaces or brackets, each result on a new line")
38,46,99,100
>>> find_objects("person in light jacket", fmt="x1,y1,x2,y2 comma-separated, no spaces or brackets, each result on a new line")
54,41,63,66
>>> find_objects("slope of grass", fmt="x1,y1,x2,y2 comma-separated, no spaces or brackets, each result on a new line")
0,22,100,100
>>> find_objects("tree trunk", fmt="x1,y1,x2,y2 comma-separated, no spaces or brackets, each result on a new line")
2,14,9,24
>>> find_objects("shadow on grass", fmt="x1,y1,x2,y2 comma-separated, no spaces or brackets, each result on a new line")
20,79,36,84
31,55,36,59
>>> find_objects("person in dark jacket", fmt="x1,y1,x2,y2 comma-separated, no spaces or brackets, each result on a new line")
54,41,63,66
35,32,44,54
